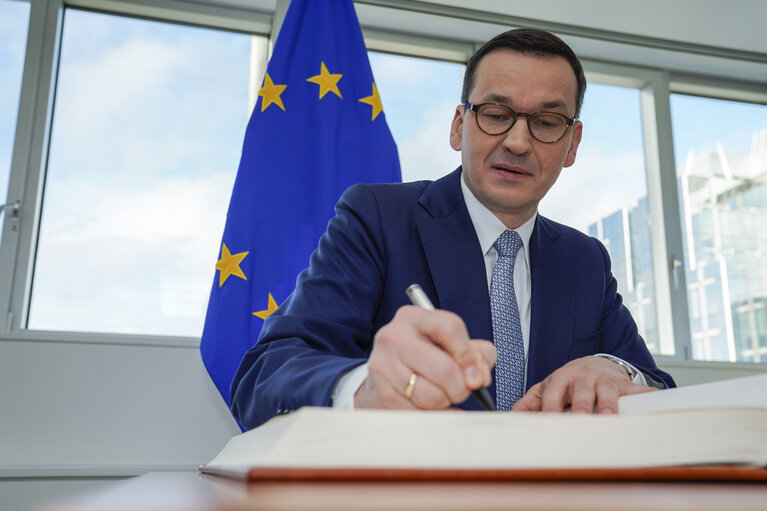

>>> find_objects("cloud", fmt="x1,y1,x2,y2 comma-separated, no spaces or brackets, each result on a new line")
0,2,28,185
539,147,648,233
30,13,252,335
0,155,9,199
31,173,235,335
0,2,28,55
371,52,463,142
397,99,461,182
33,15,459,335
370,52,434,89
47,15,251,182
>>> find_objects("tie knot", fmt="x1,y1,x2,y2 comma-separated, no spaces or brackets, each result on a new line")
494,230,522,258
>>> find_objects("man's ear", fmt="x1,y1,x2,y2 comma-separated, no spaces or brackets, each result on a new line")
449,106,465,151
563,120,583,168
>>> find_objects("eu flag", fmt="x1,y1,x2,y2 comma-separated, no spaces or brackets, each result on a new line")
200,0,401,406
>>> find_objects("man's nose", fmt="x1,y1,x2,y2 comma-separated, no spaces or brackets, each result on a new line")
501,117,533,155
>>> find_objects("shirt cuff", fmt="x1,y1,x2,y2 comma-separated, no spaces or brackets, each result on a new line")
593,353,648,386
331,363,369,409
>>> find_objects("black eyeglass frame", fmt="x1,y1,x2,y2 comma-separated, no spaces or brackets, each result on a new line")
463,102,575,144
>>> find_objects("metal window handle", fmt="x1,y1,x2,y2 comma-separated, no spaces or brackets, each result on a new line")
671,256,683,290
0,200,20,222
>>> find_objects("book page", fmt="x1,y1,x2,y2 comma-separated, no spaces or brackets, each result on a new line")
206,406,767,471
619,373,767,414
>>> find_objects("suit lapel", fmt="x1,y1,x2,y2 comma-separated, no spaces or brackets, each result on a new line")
527,216,576,387
415,169,493,344
414,173,577,395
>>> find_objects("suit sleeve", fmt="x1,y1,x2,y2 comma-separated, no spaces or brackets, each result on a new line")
230,184,387,429
593,238,676,388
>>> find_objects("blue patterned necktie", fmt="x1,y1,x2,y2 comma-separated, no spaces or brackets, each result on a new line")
491,229,525,411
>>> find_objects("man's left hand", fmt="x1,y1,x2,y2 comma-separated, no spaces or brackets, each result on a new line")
511,356,657,414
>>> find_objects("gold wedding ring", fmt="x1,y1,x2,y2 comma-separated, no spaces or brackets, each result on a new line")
404,372,418,399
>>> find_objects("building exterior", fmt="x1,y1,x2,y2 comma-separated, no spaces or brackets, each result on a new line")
589,130,767,363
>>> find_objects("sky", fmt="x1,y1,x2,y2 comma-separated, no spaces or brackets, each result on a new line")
9,8,251,335
0,0,29,207
1,2,766,338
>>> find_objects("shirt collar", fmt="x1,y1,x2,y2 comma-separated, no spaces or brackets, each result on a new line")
460,172,536,265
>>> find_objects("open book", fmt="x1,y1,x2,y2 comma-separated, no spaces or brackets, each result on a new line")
202,373,767,482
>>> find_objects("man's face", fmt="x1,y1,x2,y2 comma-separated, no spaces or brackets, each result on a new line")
450,49,583,228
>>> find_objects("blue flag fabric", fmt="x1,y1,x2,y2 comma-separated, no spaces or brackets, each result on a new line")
200,0,401,406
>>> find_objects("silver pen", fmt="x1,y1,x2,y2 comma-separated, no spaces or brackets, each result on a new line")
405,284,496,411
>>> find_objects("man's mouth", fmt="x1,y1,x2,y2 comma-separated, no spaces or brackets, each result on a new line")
491,163,531,177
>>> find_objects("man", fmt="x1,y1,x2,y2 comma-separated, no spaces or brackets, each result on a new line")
231,28,675,430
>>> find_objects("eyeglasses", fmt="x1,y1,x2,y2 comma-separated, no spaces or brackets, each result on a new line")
464,102,575,144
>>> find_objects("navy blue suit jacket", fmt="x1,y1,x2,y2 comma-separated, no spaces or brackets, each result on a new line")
231,168,675,429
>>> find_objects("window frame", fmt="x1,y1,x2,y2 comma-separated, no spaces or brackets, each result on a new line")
666,77,767,364
0,0,271,345
0,0,765,373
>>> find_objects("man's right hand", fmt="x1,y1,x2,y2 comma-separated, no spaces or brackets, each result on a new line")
354,305,497,409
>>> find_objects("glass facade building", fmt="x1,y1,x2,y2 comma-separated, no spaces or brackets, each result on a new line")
589,130,767,362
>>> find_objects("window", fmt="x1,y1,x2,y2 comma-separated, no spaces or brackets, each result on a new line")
368,67,666,357
368,51,462,182
0,0,29,247
539,83,662,354
3,0,764,376
671,94,767,363
27,9,254,336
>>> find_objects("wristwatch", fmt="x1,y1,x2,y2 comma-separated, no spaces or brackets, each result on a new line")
593,353,641,383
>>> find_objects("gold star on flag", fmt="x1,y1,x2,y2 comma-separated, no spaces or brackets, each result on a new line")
258,73,287,112
358,82,384,121
307,62,343,99
253,293,279,320
215,243,249,287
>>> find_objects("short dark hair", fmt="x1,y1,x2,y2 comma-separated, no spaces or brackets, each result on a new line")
461,28,587,118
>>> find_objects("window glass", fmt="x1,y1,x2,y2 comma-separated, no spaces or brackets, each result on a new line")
28,9,252,335
368,52,462,181
540,83,664,355
671,94,767,363
371,62,662,356
0,0,30,243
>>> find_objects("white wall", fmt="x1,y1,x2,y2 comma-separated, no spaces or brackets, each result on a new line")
0,339,238,469
0,336,239,510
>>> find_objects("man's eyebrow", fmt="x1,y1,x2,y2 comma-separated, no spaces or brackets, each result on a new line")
478,94,570,112
539,100,568,111
482,94,511,104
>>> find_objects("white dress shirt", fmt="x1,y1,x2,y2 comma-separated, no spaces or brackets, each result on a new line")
332,176,645,409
